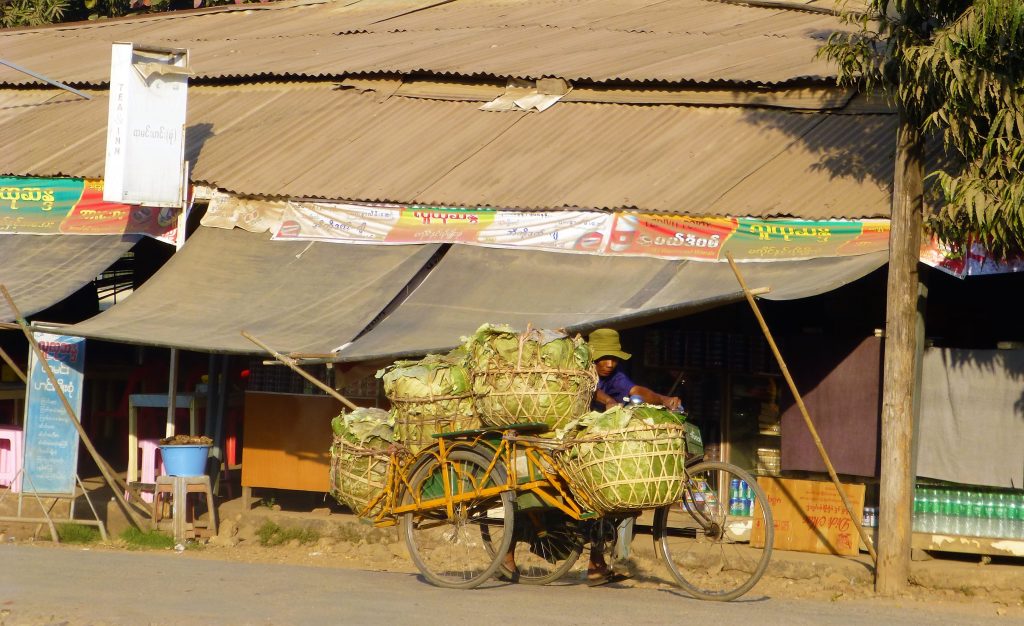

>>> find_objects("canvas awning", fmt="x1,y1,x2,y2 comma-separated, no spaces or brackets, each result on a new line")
337,246,888,362
0,234,139,322
65,226,440,354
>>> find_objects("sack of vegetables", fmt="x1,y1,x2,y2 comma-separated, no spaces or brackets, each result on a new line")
466,324,596,430
329,407,395,518
376,351,480,450
555,404,688,515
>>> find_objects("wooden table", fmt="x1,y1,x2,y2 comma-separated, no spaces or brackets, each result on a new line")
127,393,200,484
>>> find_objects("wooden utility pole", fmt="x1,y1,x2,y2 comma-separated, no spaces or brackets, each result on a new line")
876,112,924,595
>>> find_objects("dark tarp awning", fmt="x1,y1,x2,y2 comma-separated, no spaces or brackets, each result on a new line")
66,226,439,354
337,246,888,362
1,234,139,322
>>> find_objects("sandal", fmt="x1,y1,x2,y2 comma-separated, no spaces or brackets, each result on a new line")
586,570,630,587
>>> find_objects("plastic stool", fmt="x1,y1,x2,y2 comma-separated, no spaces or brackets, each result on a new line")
152,475,217,542
0,425,23,493
126,438,164,503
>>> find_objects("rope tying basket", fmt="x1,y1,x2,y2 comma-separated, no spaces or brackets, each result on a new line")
330,437,406,518
474,367,597,430
555,424,688,515
390,392,481,450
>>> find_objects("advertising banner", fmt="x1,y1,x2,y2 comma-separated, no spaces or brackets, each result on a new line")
21,333,86,496
0,177,181,243
271,201,892,262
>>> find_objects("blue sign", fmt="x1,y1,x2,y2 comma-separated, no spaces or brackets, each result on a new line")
22,333,86,495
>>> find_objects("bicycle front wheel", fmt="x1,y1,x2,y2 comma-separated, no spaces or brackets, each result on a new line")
401,449,514,589
654,461,773,601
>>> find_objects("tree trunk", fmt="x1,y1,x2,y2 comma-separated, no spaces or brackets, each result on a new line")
876,111,924,595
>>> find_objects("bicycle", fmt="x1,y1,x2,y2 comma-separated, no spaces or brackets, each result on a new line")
365,421,774,601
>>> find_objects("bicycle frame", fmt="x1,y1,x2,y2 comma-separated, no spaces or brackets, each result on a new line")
367,427,604,527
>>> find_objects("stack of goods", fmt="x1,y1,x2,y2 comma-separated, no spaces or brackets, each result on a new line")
756,447,781,475
466,324,596,431
329,408,394,518
757,402,780,435
376,352,481,450
555,404,688,515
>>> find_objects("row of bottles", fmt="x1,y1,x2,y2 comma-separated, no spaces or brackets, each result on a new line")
913,487,1024,539
729,479,757,516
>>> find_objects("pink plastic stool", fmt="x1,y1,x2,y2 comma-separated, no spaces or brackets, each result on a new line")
127,438,165,503
0,425,24,493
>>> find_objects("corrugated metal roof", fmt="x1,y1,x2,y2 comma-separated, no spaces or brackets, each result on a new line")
0,0,846,87
1,84,894,218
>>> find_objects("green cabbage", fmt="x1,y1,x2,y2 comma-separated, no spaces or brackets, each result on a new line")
558,404,688,514
376,352,478,448
329,407,394,516
465,324,594,428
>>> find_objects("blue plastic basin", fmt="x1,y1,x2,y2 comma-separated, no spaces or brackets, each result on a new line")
159,444,210,477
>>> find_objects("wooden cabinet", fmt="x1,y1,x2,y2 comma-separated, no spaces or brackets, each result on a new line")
240,391,339,493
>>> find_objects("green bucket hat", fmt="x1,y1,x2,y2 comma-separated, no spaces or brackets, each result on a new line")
588,328,631,361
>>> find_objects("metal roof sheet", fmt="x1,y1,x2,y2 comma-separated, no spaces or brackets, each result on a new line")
0,0,845,87
1,84,894,219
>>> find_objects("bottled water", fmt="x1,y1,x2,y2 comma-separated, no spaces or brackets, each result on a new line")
912,490,924,532
952,491,966,536
926,489,940,533
966,491,983,536
982,492,997,538
1003,499,1019,536
1016,495,1024,540
993,493,1008,539
938,490,954,534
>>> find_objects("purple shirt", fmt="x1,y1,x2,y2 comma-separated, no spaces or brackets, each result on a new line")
594,369,635,410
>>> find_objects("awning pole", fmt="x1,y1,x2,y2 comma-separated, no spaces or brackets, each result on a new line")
166,349,179,438
241,330,359,411
725,253,878,564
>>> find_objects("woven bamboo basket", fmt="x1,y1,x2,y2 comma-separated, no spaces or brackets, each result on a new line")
390,393,481,450
555,424,688,515
473,367,597,431
329,436,391,518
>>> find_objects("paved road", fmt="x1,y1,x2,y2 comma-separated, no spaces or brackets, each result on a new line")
0,545,1005,625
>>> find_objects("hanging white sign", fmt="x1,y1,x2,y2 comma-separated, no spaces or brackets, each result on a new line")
103,42,190,208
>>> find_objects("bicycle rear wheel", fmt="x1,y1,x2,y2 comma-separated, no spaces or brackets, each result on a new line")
654,461,773,601
492,509,584,585
401,449,514,589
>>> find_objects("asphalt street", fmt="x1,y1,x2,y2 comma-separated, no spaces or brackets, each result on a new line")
0,545,1007,625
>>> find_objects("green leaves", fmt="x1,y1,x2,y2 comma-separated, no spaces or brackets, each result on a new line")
824,0,1024,256
1,0,69,27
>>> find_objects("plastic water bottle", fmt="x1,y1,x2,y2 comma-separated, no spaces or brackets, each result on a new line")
937,490,953,534
982,492,997,537
952,491,966,536
963,491,981,537
912,489,924,532
993,493,1008,538
1016,495,1024,539
1002,496,1018,539
925,489,937,532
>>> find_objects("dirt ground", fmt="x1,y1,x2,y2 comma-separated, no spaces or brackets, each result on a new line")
2,482,1023,619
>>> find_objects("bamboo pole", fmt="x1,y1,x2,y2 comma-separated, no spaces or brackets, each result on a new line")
241,330,359,411
1,286,145,528
725,255,877,564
